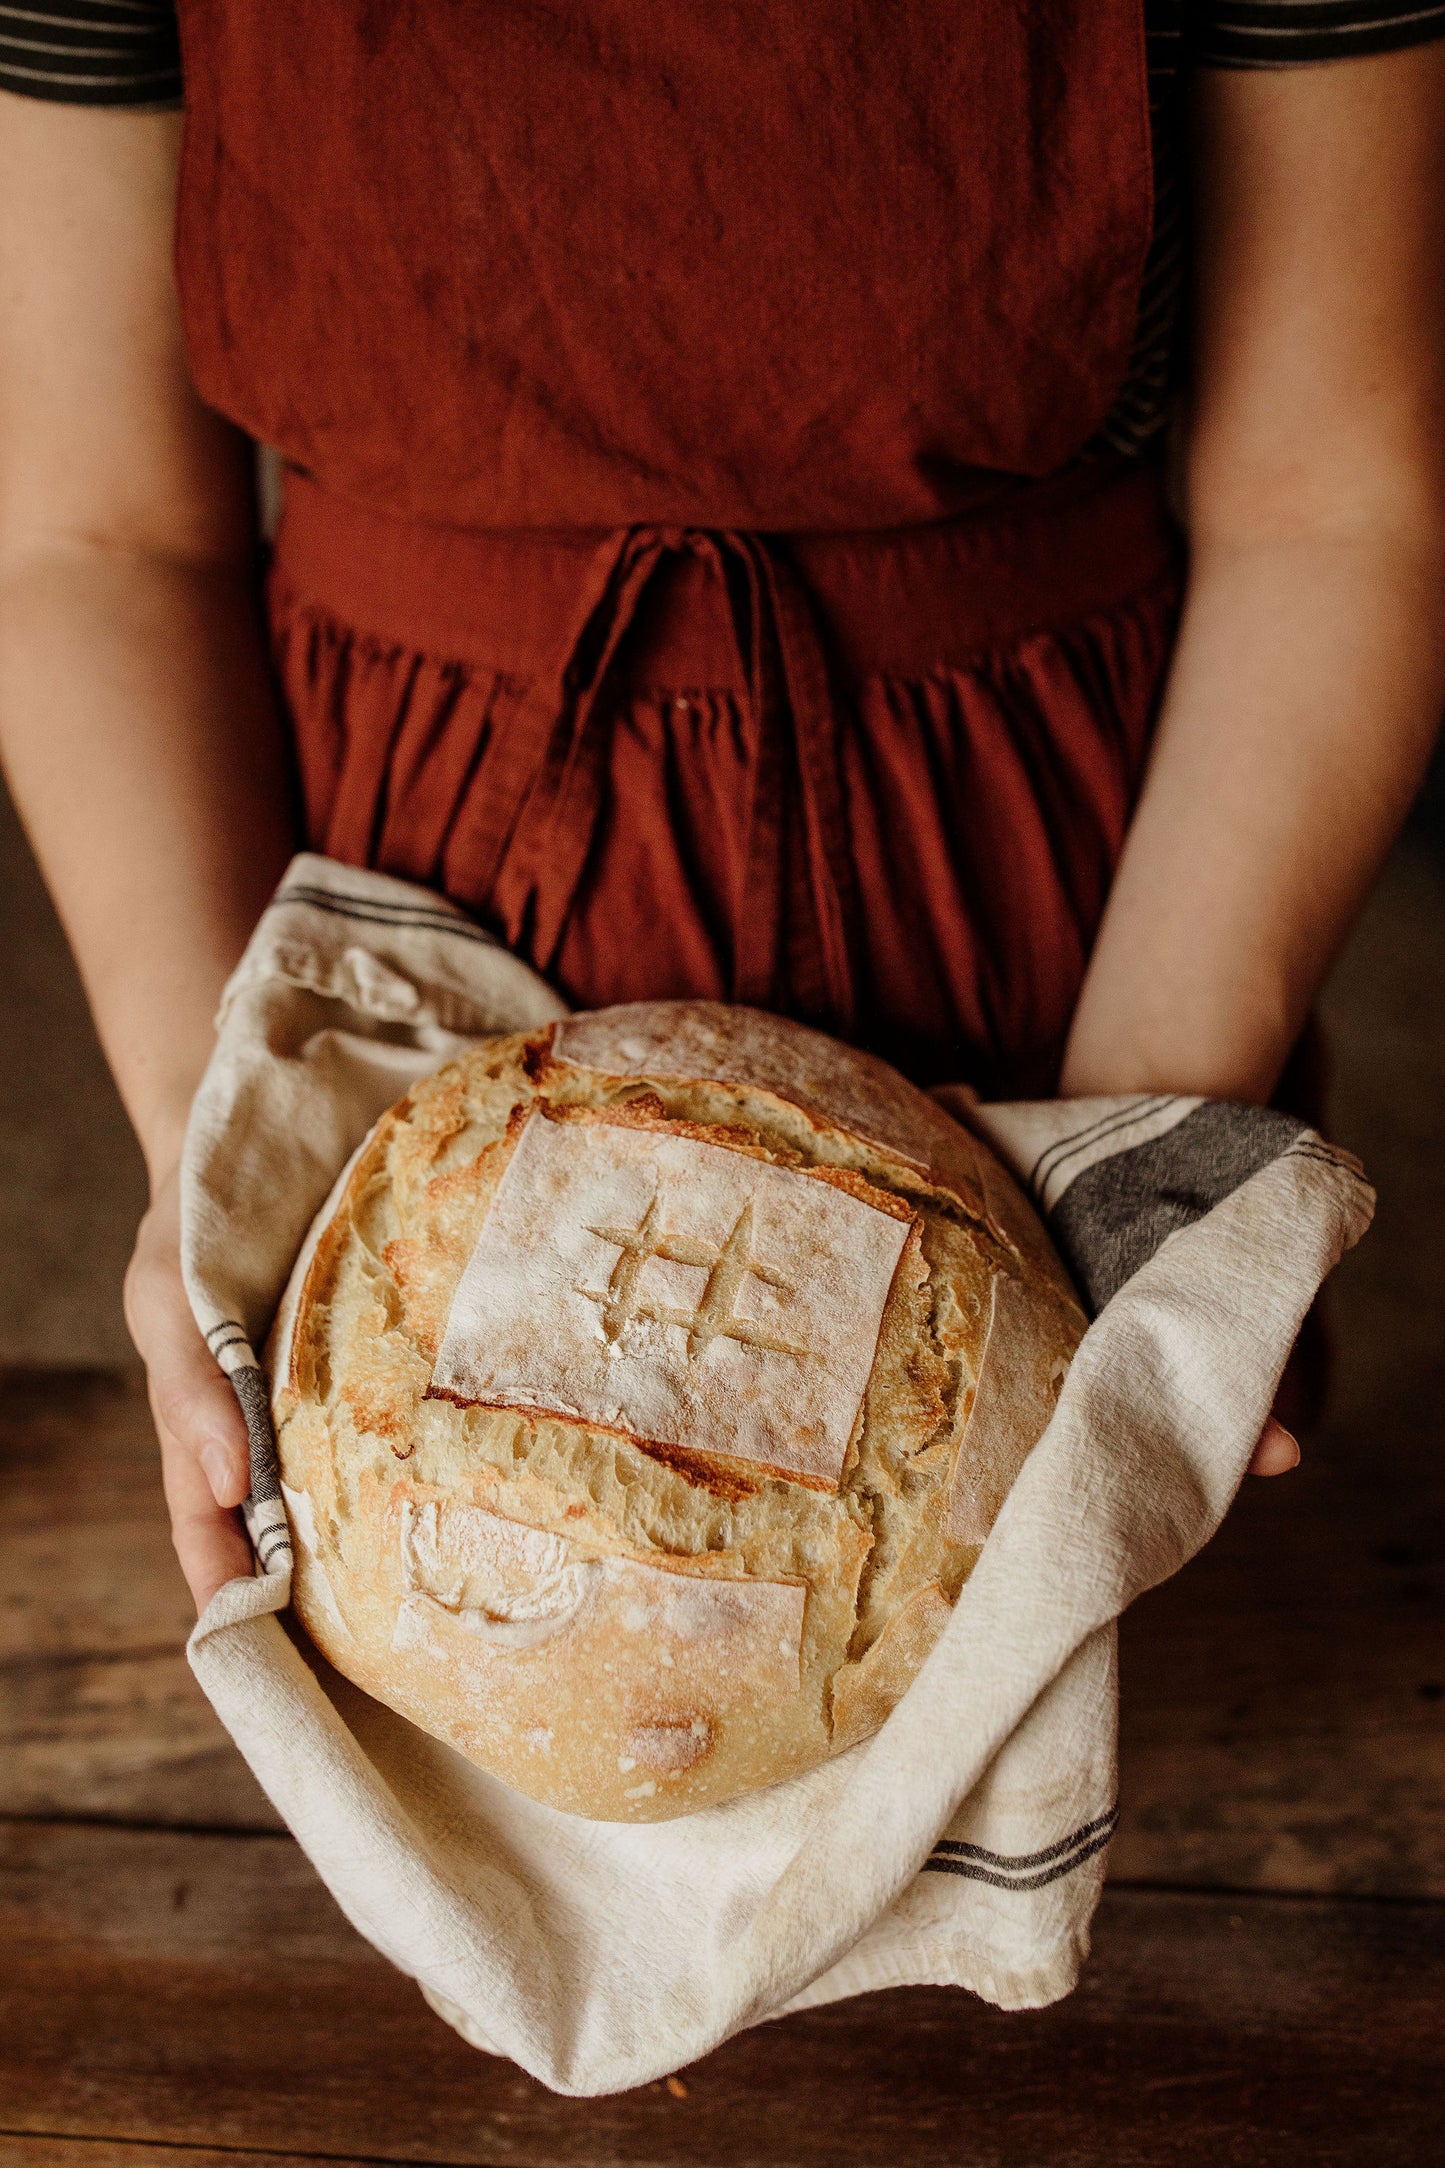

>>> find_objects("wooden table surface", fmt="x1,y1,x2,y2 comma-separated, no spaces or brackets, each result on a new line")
3,852,1443,2166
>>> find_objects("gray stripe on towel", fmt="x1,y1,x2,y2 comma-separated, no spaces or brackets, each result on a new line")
230,1362,283,1505
1049,1102,1306,1312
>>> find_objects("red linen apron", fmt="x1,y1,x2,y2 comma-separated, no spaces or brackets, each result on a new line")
174,2,1178,1093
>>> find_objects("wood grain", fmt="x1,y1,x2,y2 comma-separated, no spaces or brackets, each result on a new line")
1114,1394,1445,1896
0,1371,279,1830
0,2143,397,2168
2,1818,1442,2168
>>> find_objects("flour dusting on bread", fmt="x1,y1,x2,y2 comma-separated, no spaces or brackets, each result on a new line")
429,1108,914,1491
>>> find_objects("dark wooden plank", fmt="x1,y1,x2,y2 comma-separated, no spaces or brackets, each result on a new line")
0,1371,280,1830
0,2142,400,2168
1114,1407,1445,1896
0,775,148,1371
2,1820,1443,2168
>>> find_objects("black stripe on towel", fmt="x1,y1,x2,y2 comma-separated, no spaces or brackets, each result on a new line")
275,885,501,949
1028,1095,1181,1198
923,1807,1119,1893
229,1362,283,1506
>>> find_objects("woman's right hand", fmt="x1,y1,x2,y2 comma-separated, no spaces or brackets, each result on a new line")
123,1162,255,1615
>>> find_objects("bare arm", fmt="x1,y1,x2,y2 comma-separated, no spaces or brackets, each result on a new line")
1062,46,1445,1104
0,95,295,1603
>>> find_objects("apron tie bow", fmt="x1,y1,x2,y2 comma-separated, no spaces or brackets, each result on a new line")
481,526,860,1031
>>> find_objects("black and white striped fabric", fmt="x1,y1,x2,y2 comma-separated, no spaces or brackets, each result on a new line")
946,1086,1370,1324
1197,0,1445,63
0,0,180,106
1011,1095,1353,1314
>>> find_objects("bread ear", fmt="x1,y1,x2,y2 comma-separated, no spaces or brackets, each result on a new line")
829,1581,952,1753
943,1273,1073,1549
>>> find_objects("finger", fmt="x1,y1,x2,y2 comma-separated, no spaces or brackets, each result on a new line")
1248,1416,1301,1478
156,1412,254,1613
126,1257,251,1507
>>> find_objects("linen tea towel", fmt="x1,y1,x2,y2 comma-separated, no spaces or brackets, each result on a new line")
181,855,1372,2095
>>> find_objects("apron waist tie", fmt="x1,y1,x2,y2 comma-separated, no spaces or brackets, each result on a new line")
479,526,861,1031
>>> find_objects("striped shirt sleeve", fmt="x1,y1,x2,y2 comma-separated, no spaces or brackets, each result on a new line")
2,4,1443,107
1191,1,1445,65
0,1,182,107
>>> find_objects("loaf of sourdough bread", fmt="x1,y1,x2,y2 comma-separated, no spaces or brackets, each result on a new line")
270,1002,1083,1820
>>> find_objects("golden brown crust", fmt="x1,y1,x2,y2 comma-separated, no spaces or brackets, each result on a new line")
271,1006,1081,1821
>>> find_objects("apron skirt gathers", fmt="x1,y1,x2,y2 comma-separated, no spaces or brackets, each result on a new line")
269,461,1180,1094
174,0,1177,1093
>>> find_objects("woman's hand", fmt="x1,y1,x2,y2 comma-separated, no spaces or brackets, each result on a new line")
124,1163,255,1613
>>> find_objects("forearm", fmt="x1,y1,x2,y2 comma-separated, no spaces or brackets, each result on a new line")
1065,47,1445,1106
1,96,296,1186
0,541,294,1179
1062,516,1445,1101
